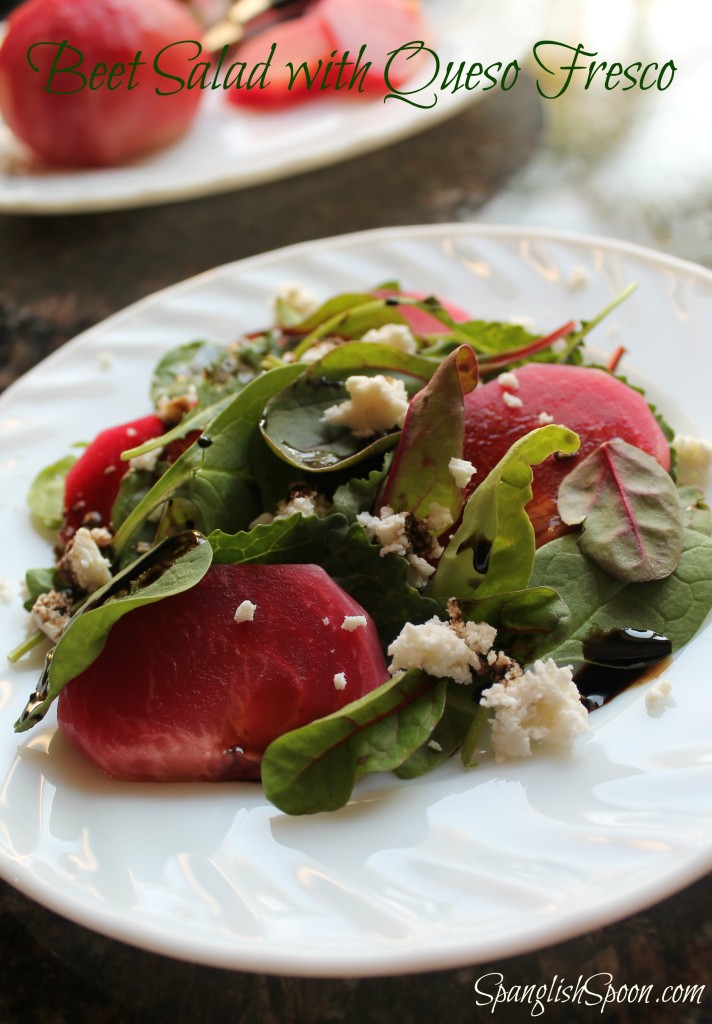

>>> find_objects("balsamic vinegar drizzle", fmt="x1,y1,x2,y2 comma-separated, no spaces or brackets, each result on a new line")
16,531,207,730
575,627,672,710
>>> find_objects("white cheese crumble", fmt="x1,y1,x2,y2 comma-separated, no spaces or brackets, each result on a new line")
129,447,161,473
497,371,520,390
342,615,367,631
333,672,348,691
274,282,319,323
0,577,13,604
387,615,496,685
321,375,409,438
673,434,712,488
276,490,332,519
645,678,673,714
299,340,339,364
479,659,590,763
502,391,524,409
567,265,590,292
62,528,112,594
427,739,443,752
537,411,555,425
425,503,454,538
32,590,73,642
156,393,194,426
322,617,330,626
234,600,257,623
360,323,418,355
357,505,437,589
448,456,476,489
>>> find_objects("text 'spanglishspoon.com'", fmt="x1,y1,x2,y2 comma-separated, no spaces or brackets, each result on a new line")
474,973,705,1016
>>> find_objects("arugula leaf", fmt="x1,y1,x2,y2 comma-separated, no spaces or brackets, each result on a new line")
429,425,580,602
112,364,303,556
14,532,212,733
530,529,712,664
261,669,446,815
379,345,478,521
259,343,435,475
27,455,76,531
209,513,441,647
558,439,684,582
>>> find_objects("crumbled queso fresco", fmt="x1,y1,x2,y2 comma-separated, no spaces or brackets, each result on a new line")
234,600,257,623
356,504,450,589
448,456,476,489
386,613,590,763
673,433,712,488
274,282,319,323
321,375,409,438
61,527,112,594
341,615,367,631
479,660,590,762
360,323,418,355
333,672,348,691
645,677,673,714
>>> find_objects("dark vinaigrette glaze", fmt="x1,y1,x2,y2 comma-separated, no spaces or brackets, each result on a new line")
574,627,672,711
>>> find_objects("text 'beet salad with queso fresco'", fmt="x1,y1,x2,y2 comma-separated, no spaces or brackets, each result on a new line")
9,281,712,815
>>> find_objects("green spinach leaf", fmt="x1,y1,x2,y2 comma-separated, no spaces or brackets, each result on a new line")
27,455,76,531
14,532,212,733
530,529,712,663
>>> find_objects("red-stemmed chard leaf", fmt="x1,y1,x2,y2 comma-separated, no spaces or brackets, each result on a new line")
379,345,478,521
558,438,684,582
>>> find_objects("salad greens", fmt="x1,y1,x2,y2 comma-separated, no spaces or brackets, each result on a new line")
11,282,712,816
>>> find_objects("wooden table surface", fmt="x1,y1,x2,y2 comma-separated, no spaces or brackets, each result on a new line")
0,48,711,1024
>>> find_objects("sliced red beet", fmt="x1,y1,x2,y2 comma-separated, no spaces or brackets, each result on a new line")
227,11,335,108
62,414,165,541
462,363,671,546
316,0,430,95
57,564,389,782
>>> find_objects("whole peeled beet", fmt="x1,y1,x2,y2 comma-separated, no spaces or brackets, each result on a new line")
57,564,389,781
0,0,203,167
462,363,671,546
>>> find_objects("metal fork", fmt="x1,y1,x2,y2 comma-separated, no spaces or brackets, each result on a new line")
203,0,307,52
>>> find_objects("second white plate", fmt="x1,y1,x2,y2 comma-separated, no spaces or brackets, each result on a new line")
0,0,537,213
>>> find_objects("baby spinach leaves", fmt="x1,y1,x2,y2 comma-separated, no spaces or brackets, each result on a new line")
113,364,303,556
27,454,76,531
14,532,212,733
530,528,712,665
259,343,436,474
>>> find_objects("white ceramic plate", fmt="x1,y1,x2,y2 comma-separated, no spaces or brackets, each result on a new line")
0,0,538,214
1,224,711,978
